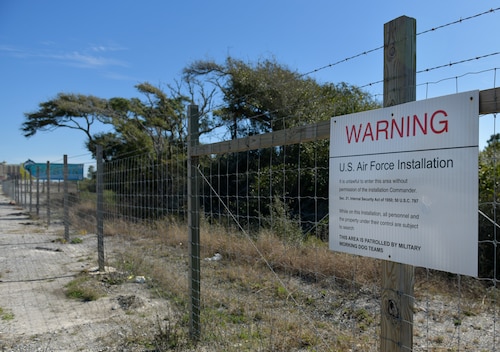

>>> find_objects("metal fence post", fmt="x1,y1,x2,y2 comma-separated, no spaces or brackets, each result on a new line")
15,173,19,204
64,155,70,242
46,161,51,226
96,145,105,272
188,104,201,340
36,166,40,216
29,170,32,213
23,171,27,206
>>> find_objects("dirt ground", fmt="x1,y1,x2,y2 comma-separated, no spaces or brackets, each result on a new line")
1,187,498,351
0,190,172,352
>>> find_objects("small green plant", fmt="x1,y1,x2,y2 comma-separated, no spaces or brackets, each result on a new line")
462,309,475,317
228,307,248,324
275,285,288,299
152,316,188,350
2,312,14,321
433,335,445,344
342,307,375,330
65,276,105,301
0,307,14,321
70,237,83,244
268,196,303,244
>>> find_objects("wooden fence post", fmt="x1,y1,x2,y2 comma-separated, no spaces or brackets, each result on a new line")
380,16,416,351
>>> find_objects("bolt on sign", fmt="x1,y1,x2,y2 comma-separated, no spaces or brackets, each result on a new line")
329,90,479,277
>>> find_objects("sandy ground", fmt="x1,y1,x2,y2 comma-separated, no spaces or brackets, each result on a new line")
0,188,498,351
0,190,171,352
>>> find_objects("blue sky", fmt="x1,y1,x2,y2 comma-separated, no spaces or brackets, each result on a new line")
0,1,499,169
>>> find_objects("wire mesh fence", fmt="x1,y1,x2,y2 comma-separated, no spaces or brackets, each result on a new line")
0,12,499,346
2,109,498,350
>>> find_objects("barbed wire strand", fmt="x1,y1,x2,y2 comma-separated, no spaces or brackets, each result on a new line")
205,7,500,123
302,7,500,78
418,7,500,36
212,60,499,137
417,52,500,75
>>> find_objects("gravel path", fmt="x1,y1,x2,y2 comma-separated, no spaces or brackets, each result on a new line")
0,190,171,351
0,187,498,351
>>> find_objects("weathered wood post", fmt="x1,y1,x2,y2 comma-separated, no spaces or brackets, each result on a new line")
188,104,201,340
380,16,416,351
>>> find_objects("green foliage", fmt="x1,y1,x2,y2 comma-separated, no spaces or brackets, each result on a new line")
86,82,189,161
342,307,375,332
478,134,500,279
78,177,96,193
77,189,116,206
184,57,380,138
268,196,303,244
26,57,379,235
65,276,106,302
275,284,288,299
22,93,113,140
23,82,189,163
0,307,14,321
151,318,188,350
189,57,378,237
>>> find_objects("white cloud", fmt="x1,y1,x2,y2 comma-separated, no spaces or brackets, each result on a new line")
53,51,128,68
0,43,128,69
0,45,29,58
90,44,126,53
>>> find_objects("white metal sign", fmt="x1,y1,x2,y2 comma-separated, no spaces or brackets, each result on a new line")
329,91,479,277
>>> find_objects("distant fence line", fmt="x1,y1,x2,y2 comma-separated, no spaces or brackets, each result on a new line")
1,21,500,350
2,101,499,350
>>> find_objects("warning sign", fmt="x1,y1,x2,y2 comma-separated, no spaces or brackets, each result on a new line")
329,91,479,277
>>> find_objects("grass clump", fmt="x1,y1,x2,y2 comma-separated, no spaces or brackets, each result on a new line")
65,275,107,302
0,307,14,321
151,318,189,350
66,210,499,351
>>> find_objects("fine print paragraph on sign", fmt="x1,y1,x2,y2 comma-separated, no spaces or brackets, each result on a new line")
329,91,479,277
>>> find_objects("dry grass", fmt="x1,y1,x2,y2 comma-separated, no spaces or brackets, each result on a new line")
66,213,373,350
64,274,109,301
65,202,498,351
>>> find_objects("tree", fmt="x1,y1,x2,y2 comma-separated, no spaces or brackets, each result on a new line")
87,165,95,179
84,83,189,161
112,82,188,158
23,83,191,161
22,93,114,142
183,57,379,138
478,134,500,279
186,57,380,238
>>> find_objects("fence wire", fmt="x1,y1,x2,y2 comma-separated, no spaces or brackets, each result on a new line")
1,72,499,352
1,108,499,351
